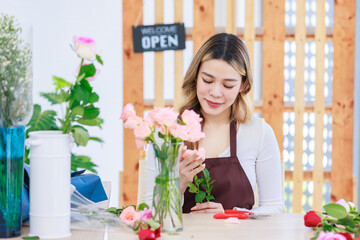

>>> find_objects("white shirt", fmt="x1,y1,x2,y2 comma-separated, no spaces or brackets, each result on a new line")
144,117,283,214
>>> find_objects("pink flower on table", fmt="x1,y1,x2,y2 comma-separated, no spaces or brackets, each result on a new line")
138,228,156,240
336,199,356,212
149,107,178,127
316,232,347,240
121,103,136,121
139,209,152,222
73,36,98,60
134,121,152,139
119,206,139,226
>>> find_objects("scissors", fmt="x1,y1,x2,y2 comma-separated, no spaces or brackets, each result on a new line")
213,210,270,219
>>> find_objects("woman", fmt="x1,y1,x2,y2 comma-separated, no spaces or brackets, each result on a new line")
178,33,283,214
146,33,283,214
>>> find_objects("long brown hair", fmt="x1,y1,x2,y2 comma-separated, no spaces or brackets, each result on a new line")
179,33,253,127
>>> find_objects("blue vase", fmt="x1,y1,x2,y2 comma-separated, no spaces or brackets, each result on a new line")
0,126,25,238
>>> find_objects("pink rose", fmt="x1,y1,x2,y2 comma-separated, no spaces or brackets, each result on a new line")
121,104,136,121
181,109,202,124
336,199,356,212
124,115,142,129
134,121,152,139
149,107,178,127
135,137,147,149
119,206,139,226
139,209,152,222
73,36,98,60
317,232,347,240
168,124,189,140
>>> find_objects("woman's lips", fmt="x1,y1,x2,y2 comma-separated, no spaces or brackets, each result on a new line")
206,99,222,108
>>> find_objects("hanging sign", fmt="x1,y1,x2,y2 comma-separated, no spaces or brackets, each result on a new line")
132,23,185,53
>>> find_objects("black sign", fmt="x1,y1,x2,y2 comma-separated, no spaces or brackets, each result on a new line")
132,23,186,53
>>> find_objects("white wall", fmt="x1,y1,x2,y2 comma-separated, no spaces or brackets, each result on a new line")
0,0,123,207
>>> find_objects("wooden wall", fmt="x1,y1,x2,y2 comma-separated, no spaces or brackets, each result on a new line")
121,0,356,212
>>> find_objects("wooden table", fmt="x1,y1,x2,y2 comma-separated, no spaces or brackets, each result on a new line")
13,213,313,240
108,213,315,240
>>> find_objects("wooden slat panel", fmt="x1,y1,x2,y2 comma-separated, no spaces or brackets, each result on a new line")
262,0,285,153
331,0,356,202
193,0,215,53
122,0,144,206
226,0,236,34
292,0,306,213
174,0,183,110
285,171,331,182
313,0,326,212
154,0,164,107
244,0,255,102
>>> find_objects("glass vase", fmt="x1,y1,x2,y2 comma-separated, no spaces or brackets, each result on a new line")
0,126,25,238
152,142,183,233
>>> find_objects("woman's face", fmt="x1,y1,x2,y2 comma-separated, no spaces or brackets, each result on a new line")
196,59,243,119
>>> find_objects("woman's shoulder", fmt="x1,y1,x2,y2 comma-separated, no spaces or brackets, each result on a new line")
239,116,275,136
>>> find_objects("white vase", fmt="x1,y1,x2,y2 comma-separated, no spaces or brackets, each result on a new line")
26,131,72,239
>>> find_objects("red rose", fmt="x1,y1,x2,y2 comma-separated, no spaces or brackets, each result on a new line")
338,232,353,240
304,210,322,227
154,224,161,238
138,229,156,240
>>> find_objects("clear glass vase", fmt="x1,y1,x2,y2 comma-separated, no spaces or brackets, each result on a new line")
152,142,183,233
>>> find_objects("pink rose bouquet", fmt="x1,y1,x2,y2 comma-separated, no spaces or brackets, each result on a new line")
304,199,360,240
121,104,205,232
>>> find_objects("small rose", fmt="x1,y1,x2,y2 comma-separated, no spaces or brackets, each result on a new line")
121,103,136,121
138,228,156,240
124,115,142,129
119,206,139,226
316,232,347,240
337,232,353,240
73,36,98,60
336,199,356,213
304,210,322,227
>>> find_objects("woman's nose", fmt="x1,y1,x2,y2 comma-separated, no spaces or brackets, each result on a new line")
210,84,223,97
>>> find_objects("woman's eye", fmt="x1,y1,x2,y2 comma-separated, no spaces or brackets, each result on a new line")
202,78,212,84
224,85,235,89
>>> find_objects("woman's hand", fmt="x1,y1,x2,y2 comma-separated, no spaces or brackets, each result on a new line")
190,202,224,214
179,146,206,195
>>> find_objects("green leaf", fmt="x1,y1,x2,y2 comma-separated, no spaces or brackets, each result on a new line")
22,237,40,240
195,190,206,203
338,218,356,228
89,136,104,143
203,168,209,179
71,105,84,117
324,203,348,219
144,219,160,231
72,84,91,104
71,125,90,146
83,107,100,119
188,182,198,193
79,63,96,79
89,92,99,103
105,207,118,214
26,104,59,138
53,76,72,90
96,55,104,65
40,92,69,105
138,203,150,211
71,154,97,173
77,117,103,127
206,195,215,201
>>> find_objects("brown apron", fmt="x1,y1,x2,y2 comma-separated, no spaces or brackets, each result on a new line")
182,120,254,213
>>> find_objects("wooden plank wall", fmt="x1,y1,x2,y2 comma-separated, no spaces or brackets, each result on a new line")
121,0,356,210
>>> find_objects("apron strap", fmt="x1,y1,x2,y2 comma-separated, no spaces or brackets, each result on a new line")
230,120,237,157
